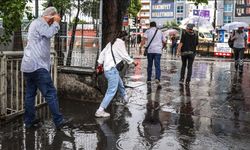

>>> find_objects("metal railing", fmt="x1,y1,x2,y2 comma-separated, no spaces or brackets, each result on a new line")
0,51,57,119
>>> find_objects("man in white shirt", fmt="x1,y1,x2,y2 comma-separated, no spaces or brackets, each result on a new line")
141,21,166,86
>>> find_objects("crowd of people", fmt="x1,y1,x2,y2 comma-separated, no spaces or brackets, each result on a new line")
20,6,248,130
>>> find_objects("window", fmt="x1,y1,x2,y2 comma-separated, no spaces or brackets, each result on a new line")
177,17,183,23
177,6,184,13
176,0,184,2
236,0,245,5
224,4,233,12
236,8,245,16
223,16,232,24
246,8,250,15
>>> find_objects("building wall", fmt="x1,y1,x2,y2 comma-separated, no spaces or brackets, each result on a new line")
138,0,250,30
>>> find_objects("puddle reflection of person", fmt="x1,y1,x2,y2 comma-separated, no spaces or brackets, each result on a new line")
177,85,196,149
141,87,163,148
229,72,244,127
96,105,131,150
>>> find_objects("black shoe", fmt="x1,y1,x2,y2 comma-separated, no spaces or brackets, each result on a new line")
56,118,73,130
179,79,184,84
239,70,243,75
185,81,190,86
25,118,42,129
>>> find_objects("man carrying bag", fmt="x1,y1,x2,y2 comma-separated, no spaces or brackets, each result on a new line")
141,22,166,86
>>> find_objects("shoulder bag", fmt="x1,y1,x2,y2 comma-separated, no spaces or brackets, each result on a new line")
144,29,158,56
110,43,124,71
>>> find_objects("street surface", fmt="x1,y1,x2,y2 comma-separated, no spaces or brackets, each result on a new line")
1,54,250,150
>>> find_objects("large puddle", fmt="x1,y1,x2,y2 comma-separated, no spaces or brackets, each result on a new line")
1,58,250,150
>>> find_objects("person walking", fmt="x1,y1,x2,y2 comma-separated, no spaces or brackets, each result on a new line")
141,21,166,86
95,31,138,118
170,34,178,57
177,23,198,85
21,7,70,129
231,26,247,74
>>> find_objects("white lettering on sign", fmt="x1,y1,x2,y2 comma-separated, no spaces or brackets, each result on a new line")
152,4,171,10
152,12,174,17
214,43,232,53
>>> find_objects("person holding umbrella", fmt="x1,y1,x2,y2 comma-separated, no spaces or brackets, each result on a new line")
231,26,247,74
170,34,178,57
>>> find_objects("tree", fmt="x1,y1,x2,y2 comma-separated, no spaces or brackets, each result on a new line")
0,0,32,51
128,0,142,18
188,0,208,7
102,0,130,48
163,21,179,29
44,0,72,65
66,0,81,66
81,0,100,30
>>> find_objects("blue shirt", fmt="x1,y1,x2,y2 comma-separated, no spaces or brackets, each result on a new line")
21,17,60,73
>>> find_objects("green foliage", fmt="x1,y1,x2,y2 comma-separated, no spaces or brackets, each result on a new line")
188,0,208,6
0,0,32,45
43,0,72,16
68,17,87,29
81,0,100,20
163,21,179,29
128,0,142,17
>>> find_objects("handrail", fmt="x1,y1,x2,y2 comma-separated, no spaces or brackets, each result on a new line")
0,51,57,119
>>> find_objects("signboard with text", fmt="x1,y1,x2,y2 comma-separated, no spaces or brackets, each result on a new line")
214,43,232,57
235,0,250,17
151,0,174,18
193,9,210,20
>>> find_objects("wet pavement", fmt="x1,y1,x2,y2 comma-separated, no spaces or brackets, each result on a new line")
1,57,250,150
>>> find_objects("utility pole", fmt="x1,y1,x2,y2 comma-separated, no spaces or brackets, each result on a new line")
212,0,217,43
35,0,39,18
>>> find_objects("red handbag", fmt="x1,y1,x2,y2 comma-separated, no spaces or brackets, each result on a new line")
96,64,104,75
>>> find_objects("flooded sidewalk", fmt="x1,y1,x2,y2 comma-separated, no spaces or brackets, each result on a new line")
1,58,250,150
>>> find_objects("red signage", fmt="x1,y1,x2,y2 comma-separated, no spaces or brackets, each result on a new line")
248,27,250,43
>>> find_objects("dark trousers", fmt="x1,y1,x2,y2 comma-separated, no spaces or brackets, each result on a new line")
233,48,244,71
147,53,161,81
180,54,195,82
24,68,64,127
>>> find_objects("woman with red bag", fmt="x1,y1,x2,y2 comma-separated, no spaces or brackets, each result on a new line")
95,31,138,118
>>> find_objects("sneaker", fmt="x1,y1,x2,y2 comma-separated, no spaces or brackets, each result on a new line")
25,118,42,129
123,95,129,105
56,118,73,130
179,79,184,84
95,110,110,118
155,79,160,84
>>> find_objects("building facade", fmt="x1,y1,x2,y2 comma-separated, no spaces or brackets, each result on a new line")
137,0,250,29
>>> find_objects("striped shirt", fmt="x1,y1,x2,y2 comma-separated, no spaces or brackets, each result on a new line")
21,17,60,73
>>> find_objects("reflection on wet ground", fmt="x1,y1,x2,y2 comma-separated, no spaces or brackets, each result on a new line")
1,58,250,150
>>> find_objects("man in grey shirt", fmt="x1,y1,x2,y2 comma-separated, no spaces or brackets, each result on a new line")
231,27,247,74
21,7,70,129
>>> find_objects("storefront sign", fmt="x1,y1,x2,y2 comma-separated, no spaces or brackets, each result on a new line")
235,0,250,17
